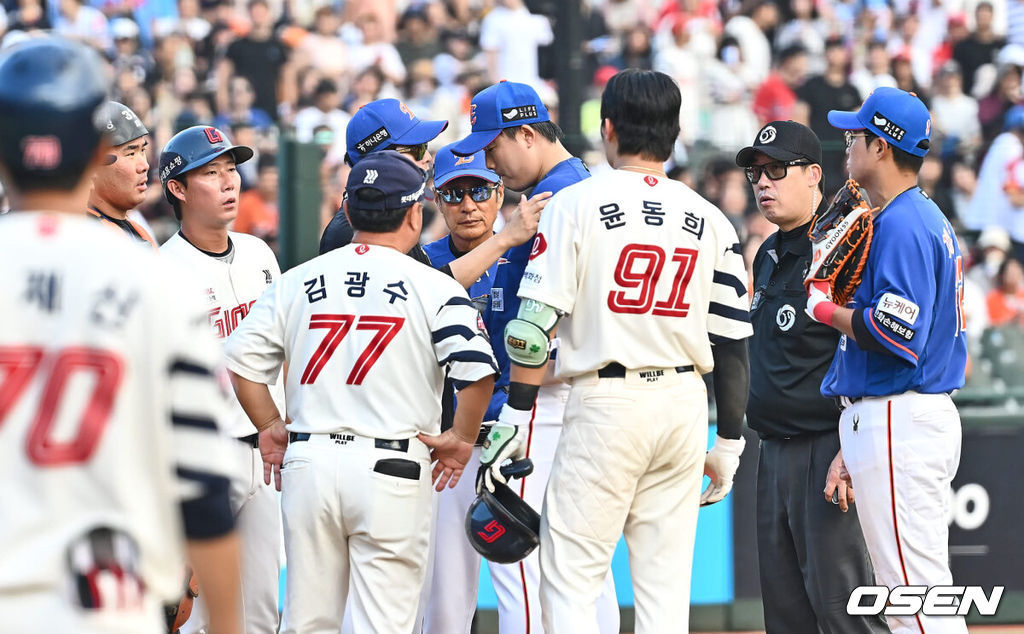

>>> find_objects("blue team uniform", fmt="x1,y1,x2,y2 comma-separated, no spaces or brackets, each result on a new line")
484,157,591,390
423,235,507,421
821,187,968,398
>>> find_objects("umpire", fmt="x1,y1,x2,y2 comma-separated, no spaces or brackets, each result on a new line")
737,121,887,634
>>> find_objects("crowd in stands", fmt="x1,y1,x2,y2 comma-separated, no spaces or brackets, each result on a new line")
2,0,1024,395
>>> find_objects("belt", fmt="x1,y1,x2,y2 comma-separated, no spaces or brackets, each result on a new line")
238,433,259,448
476,423,494,446
596,362,695,378
289,432,409,452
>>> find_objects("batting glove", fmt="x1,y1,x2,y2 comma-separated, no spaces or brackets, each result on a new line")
805,280,839,327
478,404,530,492
700,436,746,507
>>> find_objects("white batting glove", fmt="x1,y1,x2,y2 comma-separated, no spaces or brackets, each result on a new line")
700,436,746,507
805,280,838,326
478,404,530,492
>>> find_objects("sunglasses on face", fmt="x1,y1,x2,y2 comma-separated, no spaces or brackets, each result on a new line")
393,143,428,161
436,182,500,204
744,159,811,184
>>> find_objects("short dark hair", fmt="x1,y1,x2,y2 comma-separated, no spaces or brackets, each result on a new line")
500,120,564,144
347,188,412,232
600,69,680,162
0,161,90,193
169,173,189,221
864,131,925,174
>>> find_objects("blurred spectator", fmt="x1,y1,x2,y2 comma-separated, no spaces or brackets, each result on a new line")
216,0,292,121
599,0,658,36
774,0,826,74
611,25,654,70
949,158,978,223
724,0,780,88
7,0,48,32
479,0,553,92
965,105,1024,235
234,153,280,250
294,78,350,156
395,7,442,67
54,0,109,50
704,36,761,151
892,48,929,107
215,76,274,132
978,63,1021,143
347,12,406,88
796,36,861,197
293,6,349,84
110,18,154,88
987,258,1024,326
851,39,897,99
954,2,1005,94
654,16,701,145
432,30,481,88
752,44,807,124
343,65,385,114
931,60,981,157
970,227,1013,292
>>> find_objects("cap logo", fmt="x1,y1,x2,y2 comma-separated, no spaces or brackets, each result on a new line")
400,180,426,203
470,103,477,126
454,155,475,166
355,126,390,154
160,154,183,182
871,112,905,141
398,101,416,120
758,126,777,144
501,105,538,122
204,127,223,144
925,119,931,136
21,136,61,170
363,169,378,184
529,233,547,260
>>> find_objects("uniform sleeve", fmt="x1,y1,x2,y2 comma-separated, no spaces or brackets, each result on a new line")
431,280,499,389
223,278,287,384
517,194,580,314
163,272,236,539
856,220,938,367
707,213,753,343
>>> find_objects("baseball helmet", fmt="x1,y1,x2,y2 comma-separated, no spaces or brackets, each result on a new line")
159,125,253,202
465,461,541,564
101,101,149,147
0,37,108,186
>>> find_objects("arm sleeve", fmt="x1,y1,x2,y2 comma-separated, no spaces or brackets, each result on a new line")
223,279,287,384
707,215,753,343
517,195,579,314
711,337,748,440
431,283,499,389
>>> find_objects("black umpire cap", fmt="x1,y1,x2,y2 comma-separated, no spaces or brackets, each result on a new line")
735,120,822,167
345,150,428,212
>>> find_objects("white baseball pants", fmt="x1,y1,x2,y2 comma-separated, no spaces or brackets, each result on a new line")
181,441,281,634
422,385,619,634
278,433,432,634
540,369,707,634
840,392,967,634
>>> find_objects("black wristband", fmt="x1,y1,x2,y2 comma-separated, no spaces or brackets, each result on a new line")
507,381,540,411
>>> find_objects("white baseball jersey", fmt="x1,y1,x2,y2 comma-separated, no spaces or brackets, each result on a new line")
0,213,235,633
224,243,498,439
519,169,753,378
161,230,285,438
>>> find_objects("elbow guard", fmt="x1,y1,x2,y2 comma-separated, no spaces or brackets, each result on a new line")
504,299,561,368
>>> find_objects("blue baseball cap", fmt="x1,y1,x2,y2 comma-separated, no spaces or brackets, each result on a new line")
345,98,448,165
827,87,931,157
450,81,550,156
346,150,427,211
432,144,499,188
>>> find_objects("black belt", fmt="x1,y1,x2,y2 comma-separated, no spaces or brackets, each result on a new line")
476,423,494,446
596,362,695,378
289,432,409,452
238,433,259,448
834,396,863,410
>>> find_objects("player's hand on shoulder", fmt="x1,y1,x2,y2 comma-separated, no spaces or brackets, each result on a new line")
418,428,474,491
498,191,552,248
823,449,854,512
700,435,746,507
258,418,289,491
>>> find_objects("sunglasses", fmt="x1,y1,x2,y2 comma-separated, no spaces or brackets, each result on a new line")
844,131,871,148
393,143,428,161
436,183,500,204
744,160,811,184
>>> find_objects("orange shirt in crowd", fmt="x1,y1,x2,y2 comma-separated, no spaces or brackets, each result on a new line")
234,190,278,240
986,289,1024,326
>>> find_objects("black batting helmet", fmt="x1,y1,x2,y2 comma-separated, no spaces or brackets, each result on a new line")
0,37,108,191
101,101,149,147
465,465,541,564
159,125,253,203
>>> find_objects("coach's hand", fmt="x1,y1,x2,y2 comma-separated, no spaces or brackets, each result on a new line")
259,418,289,491
479,405,531,492
419,429,474,491
497,191,552,248
700,435,746,506
824,449,855,512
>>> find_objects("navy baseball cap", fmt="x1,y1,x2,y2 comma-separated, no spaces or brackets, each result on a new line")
433,144,499,188
450,81,550,156
827,87,931,157
345,98,448,165
736,120,822,167
346,150,427,211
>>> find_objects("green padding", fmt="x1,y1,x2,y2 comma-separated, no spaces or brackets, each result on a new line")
504,318,549,368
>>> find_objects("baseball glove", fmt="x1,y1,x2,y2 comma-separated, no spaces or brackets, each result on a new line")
804,179,879,306
164,569,198,633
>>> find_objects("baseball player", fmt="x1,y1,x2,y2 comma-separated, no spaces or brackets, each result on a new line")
737,121,887,633
319,97,547,290
449,79,621,633
87,100,158,249
813,87,969,634
0,37,241,634
157,125,284,634
480,69,753,633
223,150,499,634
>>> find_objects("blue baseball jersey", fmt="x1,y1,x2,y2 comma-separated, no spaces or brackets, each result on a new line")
821,187,968,398
423,235,508,420
484,157,591,390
